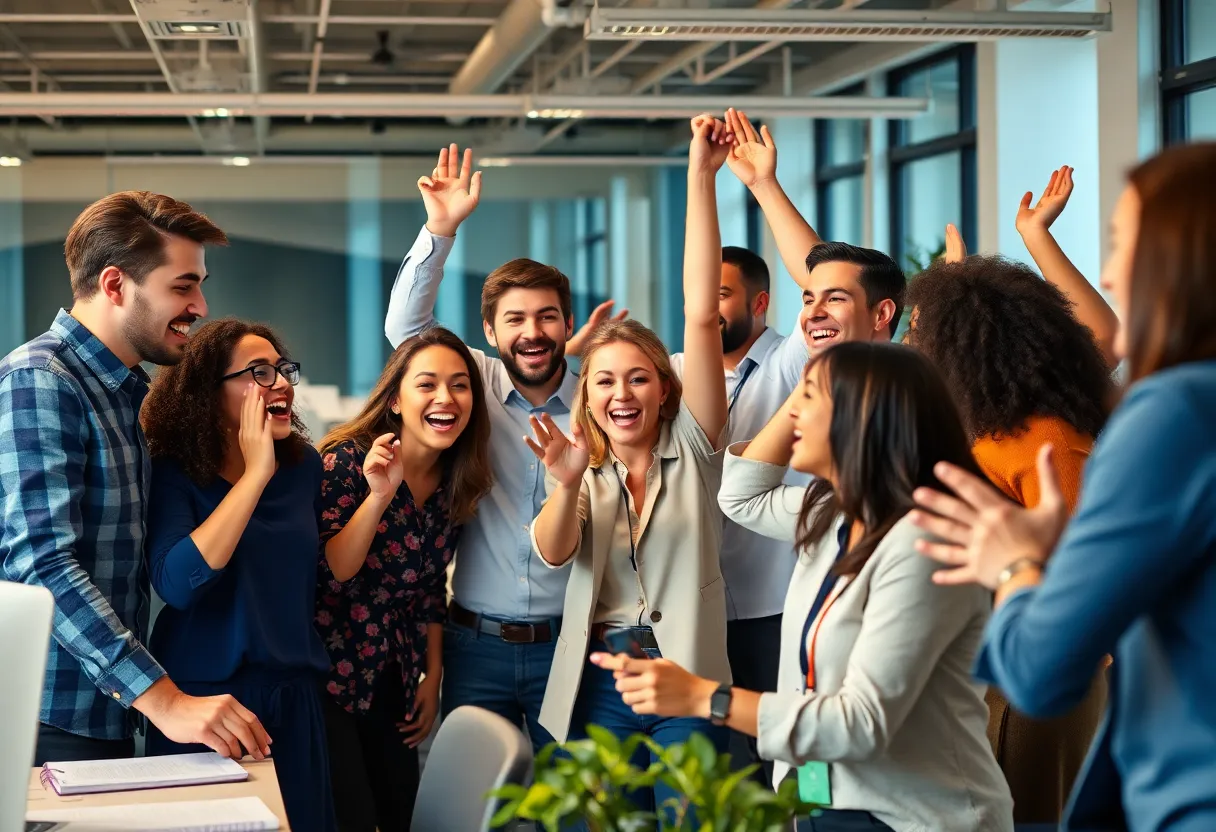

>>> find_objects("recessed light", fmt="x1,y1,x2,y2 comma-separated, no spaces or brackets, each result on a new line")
225,156,251,167
0,156,23,167
214,107,230,118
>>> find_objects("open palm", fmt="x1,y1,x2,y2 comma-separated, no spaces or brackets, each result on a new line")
524,414,589,488
419,143,482,236
724,108,776,187
1017,165,1073,234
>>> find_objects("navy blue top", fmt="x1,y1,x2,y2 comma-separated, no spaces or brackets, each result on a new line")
975,359,1216,832
146,447,330,683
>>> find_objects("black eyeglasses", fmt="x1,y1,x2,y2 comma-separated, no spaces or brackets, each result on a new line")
219,361,302,388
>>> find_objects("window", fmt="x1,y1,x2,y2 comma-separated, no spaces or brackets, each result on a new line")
815,83,867,246
887,46,977,272
576,198,607,321
1161,0,1216,143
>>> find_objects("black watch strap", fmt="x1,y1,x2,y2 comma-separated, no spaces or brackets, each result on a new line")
709,683,732,726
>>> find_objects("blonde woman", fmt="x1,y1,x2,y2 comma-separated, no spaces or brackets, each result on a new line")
524,115,731,823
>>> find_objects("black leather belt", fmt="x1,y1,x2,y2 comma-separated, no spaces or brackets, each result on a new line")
448,601,557,644
589,623,659,649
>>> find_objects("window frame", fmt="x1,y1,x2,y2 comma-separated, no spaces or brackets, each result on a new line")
814,82,868,244
1160,0,1216,144
886,45,977,269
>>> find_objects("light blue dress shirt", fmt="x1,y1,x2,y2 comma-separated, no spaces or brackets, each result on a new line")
385,227,577,620
672,326,809,620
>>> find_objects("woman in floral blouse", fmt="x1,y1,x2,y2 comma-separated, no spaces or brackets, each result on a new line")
315,326,492,832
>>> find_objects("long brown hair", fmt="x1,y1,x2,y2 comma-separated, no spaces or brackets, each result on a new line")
143,318,310,485
1124,142,1216,383
795,342,986,576
573,319,681,469
319,326,492,524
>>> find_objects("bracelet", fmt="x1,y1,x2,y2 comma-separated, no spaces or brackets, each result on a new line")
996,557,1044,588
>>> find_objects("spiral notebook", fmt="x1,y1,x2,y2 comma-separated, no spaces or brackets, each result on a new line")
39,753,250,796
25,796,279,831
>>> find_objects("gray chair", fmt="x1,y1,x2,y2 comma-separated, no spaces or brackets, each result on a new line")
411,705,534,832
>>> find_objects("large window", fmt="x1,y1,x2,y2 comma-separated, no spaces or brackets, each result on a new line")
814,84,867,246
1161,0,1216,143
576,197,607,321
887,46,976,271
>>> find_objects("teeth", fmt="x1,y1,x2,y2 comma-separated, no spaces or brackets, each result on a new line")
266,401,288,412
427,413,456,422
610,409,639,418
169,323,190,337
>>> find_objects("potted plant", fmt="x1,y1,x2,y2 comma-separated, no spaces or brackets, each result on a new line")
491,726,815,831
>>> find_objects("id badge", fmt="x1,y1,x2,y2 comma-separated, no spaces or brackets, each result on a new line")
797,760,831,805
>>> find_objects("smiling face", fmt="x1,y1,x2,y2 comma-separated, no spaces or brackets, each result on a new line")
484,287,572,389
121,234,210,366
584,341,669,453
789,361,835,481
218,334,295,443
800,260,891,356
1100,184,1140,362
391,344,474,454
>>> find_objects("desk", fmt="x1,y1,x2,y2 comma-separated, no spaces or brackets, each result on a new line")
25,759,290,830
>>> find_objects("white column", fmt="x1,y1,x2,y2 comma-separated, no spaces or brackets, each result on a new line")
529,199,550,263
609,173,652,326
346,158,383,396
867,73,891,254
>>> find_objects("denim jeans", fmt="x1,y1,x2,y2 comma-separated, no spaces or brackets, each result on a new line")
441,620,560,755
569,640,730,829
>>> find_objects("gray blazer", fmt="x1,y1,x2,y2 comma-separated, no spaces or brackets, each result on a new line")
718,444,1013,832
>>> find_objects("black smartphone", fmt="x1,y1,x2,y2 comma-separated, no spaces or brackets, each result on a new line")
601,627,652,659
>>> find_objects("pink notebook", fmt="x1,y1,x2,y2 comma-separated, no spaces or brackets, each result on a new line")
40,753,249,796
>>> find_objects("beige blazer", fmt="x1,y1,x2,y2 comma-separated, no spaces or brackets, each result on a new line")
531,403,731,743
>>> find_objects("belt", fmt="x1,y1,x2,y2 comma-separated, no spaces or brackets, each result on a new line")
448,601,557,644
589,623,659,650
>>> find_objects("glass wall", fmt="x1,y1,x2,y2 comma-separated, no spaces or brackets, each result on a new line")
1161,0,1216,143
814,84,867,246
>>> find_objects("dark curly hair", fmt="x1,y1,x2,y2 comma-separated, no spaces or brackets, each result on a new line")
905,255,1111,441
143,318,311,485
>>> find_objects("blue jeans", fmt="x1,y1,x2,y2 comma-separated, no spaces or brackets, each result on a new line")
441,620,559,755
570,641,730,829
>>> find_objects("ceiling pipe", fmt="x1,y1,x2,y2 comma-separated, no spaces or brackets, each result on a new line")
248,0,269,153
448,0,553,97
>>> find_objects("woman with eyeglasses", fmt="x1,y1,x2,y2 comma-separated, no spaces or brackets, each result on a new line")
142,318,335,832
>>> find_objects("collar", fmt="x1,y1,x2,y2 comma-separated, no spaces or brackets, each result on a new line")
732,327,781,375
50,309,148,393
502,359,578,413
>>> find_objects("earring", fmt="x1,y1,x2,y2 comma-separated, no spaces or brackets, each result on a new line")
391,405,400,415
586,406,593,415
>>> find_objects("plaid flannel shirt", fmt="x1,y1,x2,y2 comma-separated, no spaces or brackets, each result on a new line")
0,309,165,740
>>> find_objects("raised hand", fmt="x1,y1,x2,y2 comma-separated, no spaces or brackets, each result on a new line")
238,384,276,487
524,413,589,488
724,107,777,188
418,144,483,237
689,113,734,175
909,444,1070,589
1017,165,1074,235
944,222,967,264
566,299,629,359
363,431,405,502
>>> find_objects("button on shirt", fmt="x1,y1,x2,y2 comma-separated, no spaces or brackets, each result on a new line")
385,227,577,620
671,327,809,620
0,310,165,740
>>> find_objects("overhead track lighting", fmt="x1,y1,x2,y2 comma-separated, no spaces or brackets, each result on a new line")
583,6,1112,42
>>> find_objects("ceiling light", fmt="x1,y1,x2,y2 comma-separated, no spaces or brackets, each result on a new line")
527,110,540,118
0,156,22,167
214,107,230,117
584,6,1113,42
224,156,251,167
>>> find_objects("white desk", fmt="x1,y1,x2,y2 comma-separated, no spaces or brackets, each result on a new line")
25,759,290,830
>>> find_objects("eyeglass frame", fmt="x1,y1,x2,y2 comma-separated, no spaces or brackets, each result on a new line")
218,361,302,388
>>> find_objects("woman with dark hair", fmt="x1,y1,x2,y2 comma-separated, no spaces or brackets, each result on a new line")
905,255,1111,512
315,325,492,832
904,255,1111,825
913,143,1216,831
142,318,336,832
594,341,1014,832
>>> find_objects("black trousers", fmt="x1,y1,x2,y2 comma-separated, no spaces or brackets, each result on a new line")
322,667,421,832
726,613,783,788
33,723,135,767
798,810,896,831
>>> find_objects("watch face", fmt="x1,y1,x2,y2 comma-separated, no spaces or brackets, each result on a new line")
710,685,732,722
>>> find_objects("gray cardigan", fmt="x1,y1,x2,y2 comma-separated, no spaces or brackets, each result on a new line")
718,444,1013,832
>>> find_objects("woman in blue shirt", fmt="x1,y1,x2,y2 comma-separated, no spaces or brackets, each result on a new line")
911,142,1216,831
143,318,335,832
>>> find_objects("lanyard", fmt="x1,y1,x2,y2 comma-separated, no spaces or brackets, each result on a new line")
800,523,851,691
727,360,759,416
618,482,639,572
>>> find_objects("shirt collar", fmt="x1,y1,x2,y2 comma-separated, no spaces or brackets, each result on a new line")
502,360,577,413
733,327,781,374
50,309,148,393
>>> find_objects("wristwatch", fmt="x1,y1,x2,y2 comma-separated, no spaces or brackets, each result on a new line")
709,684,733,726
996,557,1044,588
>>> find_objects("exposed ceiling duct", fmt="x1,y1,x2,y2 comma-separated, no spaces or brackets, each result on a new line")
448,0,583,97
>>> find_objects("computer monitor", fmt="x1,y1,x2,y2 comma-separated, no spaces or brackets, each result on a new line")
0,582,53,832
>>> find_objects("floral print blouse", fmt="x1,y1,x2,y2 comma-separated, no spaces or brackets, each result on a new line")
315,439,459,716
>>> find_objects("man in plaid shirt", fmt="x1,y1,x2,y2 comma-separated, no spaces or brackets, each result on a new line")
0,192,272,765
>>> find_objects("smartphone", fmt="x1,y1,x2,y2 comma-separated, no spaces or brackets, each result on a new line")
601,627,652,659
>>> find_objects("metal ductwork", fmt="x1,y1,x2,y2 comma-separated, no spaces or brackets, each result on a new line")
448,0,581,97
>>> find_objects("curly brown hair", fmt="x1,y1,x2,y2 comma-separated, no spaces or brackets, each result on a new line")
143,318,311,485
905,255,1111,441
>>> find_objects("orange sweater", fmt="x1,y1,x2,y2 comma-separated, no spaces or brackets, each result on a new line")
971,415,1093,512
